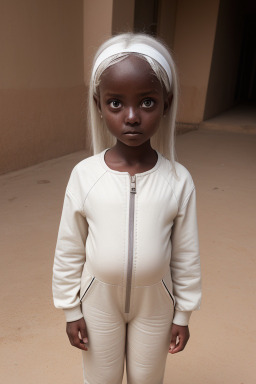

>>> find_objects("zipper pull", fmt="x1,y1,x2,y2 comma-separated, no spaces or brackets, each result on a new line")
130,175,136,194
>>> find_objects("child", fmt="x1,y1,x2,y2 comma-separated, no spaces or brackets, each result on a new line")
52,33,201,384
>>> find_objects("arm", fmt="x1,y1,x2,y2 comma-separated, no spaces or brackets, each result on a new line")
169,187,201,353
52,185,89,349
53,190,88,320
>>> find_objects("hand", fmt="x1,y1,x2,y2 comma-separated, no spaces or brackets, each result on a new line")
169,323,190,354
66,317,88,351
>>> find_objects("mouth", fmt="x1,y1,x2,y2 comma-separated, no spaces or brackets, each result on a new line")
123,131,142,135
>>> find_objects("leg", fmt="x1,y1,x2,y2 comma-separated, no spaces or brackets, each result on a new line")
81,279,126,384
126,282,174,384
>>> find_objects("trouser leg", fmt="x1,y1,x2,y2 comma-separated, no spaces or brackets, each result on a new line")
126,282,174,384
81,280,126,384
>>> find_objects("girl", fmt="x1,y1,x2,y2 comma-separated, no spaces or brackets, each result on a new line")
53,33,201,384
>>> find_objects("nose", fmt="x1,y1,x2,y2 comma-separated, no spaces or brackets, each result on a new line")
124,107,140,125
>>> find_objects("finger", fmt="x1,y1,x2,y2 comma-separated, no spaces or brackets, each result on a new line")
75,338,88,351
169,332,189,354
71,331,88,351
169,329,178,353
169,338,178,353
79,320,88,344
66,322,88,351
169,337,183,354
78,331,88,345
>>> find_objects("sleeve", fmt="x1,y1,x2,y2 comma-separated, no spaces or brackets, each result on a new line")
170,186,201,326
52,186,88,323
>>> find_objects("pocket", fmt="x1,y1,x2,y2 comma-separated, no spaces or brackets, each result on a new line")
80,277,95,302
161,279,175,306
80,265,95,302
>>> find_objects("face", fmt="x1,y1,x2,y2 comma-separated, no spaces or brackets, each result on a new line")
95,55,171,148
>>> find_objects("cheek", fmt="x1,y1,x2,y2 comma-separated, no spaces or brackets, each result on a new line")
103,114,121,134
145,112,163,130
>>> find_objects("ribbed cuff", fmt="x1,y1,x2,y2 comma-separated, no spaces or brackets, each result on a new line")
172,310,192,326
63,305,84,322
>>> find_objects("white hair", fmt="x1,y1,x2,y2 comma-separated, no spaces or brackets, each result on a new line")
88,33,178,168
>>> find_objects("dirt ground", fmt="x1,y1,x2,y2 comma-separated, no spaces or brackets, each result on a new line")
0,128,255,383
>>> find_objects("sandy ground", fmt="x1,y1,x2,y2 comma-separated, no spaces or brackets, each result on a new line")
0,128,256,383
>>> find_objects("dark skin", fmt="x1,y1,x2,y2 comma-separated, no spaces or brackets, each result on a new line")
67,318,190,354
66,318,88,351
67,55,190,354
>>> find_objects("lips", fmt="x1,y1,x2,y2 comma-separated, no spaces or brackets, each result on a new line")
123,131,142,135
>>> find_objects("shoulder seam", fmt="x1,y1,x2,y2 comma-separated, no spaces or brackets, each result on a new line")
82,170,108,212
180,185,195,210
66,188,82,209
159,169,179,210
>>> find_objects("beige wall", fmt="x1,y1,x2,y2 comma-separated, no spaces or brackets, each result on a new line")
173,0,220,124
83,0,135,86
112,0,135,35
83,0,113,86
0,0,85,174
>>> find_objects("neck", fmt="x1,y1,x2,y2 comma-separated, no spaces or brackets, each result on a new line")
112,140,156,165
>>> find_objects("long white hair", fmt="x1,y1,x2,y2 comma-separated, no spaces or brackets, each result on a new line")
88,33,178,167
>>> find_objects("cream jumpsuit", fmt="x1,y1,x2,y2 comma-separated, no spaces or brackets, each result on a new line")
52,150,201,384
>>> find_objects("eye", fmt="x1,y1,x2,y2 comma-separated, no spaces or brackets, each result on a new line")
109,100,122,109
142,99,154,108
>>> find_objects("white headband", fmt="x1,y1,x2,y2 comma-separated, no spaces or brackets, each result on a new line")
92,43,172,86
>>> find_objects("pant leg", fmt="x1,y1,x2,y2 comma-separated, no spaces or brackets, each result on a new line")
81,279,126,384
126,281,174,384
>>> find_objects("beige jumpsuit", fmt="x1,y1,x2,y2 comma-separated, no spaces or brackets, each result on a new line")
52,150,201,384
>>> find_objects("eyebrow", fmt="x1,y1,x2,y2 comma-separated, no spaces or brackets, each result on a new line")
104,93,123,98
104,90,161,98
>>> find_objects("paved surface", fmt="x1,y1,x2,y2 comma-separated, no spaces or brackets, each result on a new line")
1,128,255,383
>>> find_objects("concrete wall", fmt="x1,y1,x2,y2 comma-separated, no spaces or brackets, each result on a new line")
83,0,113,86
157,0,177,50
173,0,220,125
204,0,244,119
0,0,85,174
112,0,135,35
83,0,135,85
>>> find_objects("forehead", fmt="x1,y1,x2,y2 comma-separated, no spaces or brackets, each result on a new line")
99,55,162,94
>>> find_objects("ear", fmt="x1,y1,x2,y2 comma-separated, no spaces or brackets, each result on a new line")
93,95,102,115
163,93,173,116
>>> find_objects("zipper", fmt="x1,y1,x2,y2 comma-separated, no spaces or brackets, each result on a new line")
125,175,136,313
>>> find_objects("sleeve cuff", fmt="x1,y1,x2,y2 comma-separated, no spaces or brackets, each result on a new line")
172,310,192,326
63,305,84,322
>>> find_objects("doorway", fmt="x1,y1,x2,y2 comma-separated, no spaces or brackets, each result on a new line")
203,0,256,128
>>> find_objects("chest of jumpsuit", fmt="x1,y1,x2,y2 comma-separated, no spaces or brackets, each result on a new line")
80,154,177,320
